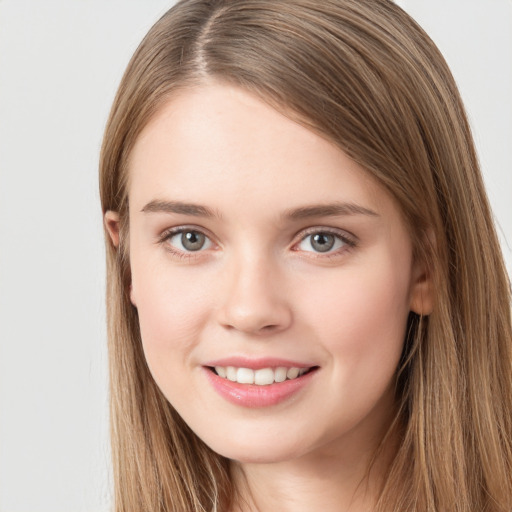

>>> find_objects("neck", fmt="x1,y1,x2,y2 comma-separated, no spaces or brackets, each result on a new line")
230,421,398,512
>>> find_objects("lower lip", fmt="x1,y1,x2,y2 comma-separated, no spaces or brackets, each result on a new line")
203,367,317,408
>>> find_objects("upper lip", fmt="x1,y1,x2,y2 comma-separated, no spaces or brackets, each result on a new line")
203,356,317,370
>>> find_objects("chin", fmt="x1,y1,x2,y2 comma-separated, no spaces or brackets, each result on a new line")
219,447,302,465
199,430,310,465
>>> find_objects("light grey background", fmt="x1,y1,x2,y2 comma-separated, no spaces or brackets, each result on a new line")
0,1,510,511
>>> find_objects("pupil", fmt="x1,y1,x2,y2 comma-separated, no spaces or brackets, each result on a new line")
182,231,205,251
311,233,334,252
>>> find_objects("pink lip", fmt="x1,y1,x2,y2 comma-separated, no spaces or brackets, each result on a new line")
203,366,318,408
203,356,315,370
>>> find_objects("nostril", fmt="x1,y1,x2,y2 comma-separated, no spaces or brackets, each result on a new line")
261,324,280,332
220,322,281,335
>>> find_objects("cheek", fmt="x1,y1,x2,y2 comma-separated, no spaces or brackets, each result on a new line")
130,257,213,372
299,260,411,375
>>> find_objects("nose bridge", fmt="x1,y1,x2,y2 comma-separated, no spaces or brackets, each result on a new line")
218,245,292,335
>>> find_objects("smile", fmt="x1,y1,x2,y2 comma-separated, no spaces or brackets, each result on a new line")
204,363,319,408
213,366,312,386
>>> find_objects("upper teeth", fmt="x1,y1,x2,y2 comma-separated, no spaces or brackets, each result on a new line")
214,366,309,386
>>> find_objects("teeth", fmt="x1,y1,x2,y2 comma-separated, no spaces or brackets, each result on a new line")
226,366,237,381
214,366,310,385
254,368,274,385
237,367,254,384
215,366,227,378
275,367,287,382
286,367,299,379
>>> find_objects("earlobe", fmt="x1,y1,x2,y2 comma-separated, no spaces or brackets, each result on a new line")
129,284,137,307
104,211,120,248
104,211,137,306
409,242,434,315
410,229,436,316
409,268,434,316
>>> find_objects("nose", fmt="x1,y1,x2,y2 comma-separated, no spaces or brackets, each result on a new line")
217,254,293,336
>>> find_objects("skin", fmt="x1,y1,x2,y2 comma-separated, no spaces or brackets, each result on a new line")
105,82,432,511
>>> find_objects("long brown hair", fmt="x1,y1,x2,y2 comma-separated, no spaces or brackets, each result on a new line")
99,1,512,510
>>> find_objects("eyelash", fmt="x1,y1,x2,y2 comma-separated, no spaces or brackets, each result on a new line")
294,227,357,259
158,226,358,260
158,226,214,261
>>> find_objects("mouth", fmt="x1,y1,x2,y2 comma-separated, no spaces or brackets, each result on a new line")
203,362,319,407
208,365,318,386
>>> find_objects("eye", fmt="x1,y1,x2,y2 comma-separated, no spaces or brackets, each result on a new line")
297,230,353,254
165,229,213,252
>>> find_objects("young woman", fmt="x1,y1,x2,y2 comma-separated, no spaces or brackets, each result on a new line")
99,1,512,510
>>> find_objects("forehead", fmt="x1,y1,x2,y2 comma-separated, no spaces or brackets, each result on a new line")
127,83,393,219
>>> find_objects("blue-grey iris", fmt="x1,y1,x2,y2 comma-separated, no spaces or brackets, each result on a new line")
182,231,206,251
311,233,335,252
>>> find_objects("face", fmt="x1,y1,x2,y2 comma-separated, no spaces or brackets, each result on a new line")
107,83,430,464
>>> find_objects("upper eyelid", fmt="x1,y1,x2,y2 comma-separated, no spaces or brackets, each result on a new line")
293,226,358,243
160,225,215,240
160,224,356,236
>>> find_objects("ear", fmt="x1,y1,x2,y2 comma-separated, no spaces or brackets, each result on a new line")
409,261,434,316
129,284,136,306
104,211,120,248
104,211,137,307
409,232,435,316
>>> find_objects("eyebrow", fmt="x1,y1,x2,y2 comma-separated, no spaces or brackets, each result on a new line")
282,202,379,220
141,199,379,219
141,200,217,217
